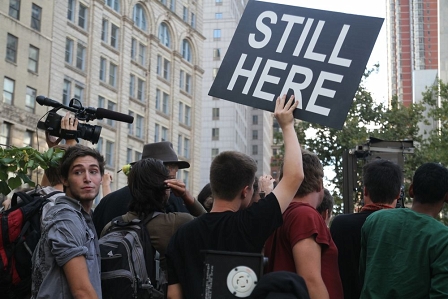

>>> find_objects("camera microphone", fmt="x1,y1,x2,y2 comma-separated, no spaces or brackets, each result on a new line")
36,96,64,109
96,108,134,123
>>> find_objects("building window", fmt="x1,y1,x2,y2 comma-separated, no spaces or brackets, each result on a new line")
6,34,18,63
31,4,42,31
211,148,219,159
213,48,221,60
170,0,176,11
252,145,258,155
127,111,134,134
109,62,117,87
212,128,219,140
101,19,108,42
252,115,258,125
138,43,146,65
0,122,12,146
185,74,192,94
215,13,222,19
213,29,221,40
133,4,147,31
183,6,188,22
23,130,33,147
76,43,86,71
126,148,132,164
28,45,39,73
136,114,143,138
252,130,258,140
111,23,119,48
212,108,219,120
131,38,137,60
159,23,171,48
3,77,15,105
154,123,160,142
63,79,71,105
67,0,75,21
74,85,84,102
105,0,120,12
135,151,142,161
183,137,190,159
156,55,162,75
162,92,169,114
182,170,189,186
65,38,73,64
105,140,114,167
179,70,184,89
215,0,222,4
185,105,191,126
96,137,103,154
99,57,106,81
163,59,171,81
9,0,20,20
182,39,192,62
161,126,168,141
25,86,36,112
137,78,145,101
78,3,88,30
190,13,196,28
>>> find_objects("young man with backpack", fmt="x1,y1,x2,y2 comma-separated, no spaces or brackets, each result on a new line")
31,145,105,299
99,158,206,299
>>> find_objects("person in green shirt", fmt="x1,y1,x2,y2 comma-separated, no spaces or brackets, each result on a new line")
360,162,448,299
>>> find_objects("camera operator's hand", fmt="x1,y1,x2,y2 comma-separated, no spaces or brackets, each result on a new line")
61,112,78,146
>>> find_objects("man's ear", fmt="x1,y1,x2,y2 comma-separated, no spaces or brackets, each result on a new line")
364,186,368,197
240,185,249,200
408,183,414,198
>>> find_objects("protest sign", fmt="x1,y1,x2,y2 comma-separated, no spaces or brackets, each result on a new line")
208,0,383,129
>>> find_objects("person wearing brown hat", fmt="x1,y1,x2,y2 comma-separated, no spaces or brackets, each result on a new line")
92,142,206,236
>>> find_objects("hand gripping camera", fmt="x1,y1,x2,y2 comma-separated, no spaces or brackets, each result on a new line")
36,96,134,144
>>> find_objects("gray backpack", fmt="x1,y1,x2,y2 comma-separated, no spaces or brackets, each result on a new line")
99,213,164,299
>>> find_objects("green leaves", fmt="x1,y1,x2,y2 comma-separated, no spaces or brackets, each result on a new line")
0,146,64,196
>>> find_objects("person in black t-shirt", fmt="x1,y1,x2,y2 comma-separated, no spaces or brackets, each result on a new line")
166,95,304,299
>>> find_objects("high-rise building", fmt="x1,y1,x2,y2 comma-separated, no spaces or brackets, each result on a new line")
1,0,205,198
200,0,273,188
386,0,438,106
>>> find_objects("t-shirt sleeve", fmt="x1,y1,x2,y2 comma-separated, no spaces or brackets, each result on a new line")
285,206,331,249
47,208,91,267
238,192,283,249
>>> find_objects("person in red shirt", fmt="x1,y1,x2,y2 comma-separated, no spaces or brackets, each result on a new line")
265,150,343,299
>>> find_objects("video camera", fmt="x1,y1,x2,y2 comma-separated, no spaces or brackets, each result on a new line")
36,96,134,144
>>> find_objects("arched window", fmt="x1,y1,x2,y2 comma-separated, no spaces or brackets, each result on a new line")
133,4,147,31
158,23,171,48
105,0,120,12
182,39,192,62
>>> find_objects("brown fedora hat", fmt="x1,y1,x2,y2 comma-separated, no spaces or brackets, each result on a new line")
131,141,190,169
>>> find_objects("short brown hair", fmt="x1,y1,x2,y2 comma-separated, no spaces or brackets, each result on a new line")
210,151,257,200
280,150,323,198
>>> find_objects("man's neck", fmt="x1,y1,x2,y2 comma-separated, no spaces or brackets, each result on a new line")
210,198,241,212
291,192,321,209
411,201,444,218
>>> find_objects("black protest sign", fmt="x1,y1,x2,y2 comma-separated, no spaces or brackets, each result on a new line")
208,0,383,129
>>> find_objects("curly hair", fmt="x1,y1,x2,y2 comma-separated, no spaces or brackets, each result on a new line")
128,158,170,216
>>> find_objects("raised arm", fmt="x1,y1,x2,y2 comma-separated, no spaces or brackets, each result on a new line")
271,95,304,213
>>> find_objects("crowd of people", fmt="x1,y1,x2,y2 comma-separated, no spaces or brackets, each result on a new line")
3,94,448,299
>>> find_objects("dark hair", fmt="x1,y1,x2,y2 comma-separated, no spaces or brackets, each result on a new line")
280,150,323,198
317,189,334,214
363,159,402,204
412,163,448,204
210,151,257,200
197,183,213,212
59,145,105,181
128,158,170,216
44,144,69,186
